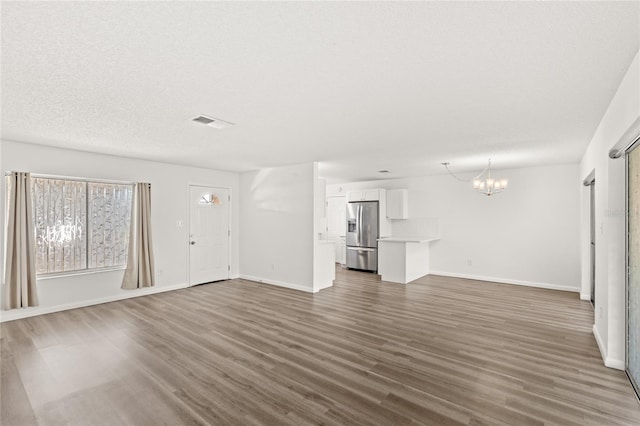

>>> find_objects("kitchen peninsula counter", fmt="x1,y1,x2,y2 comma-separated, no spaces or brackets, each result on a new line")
377,237,439,284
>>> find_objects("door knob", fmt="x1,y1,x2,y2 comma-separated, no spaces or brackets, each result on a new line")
190,241,195,245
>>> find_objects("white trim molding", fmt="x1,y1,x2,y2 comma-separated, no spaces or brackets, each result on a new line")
0,282,189,323
605,357,626,370
593,324,607,364
580,293,592,301
314,281,334,293
592,324,625,370
239,275,315,293
429,271,580,293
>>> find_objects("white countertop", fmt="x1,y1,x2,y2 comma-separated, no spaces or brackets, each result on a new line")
378,236,440,243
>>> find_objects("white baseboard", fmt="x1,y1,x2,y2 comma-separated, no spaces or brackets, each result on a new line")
580,293,592,301
593,324,607,364
605,357,625,370
229,273,240,279
0,282,189,323
239,275,315,293
591,324,625,370
429,270,580,293
314,281,334,292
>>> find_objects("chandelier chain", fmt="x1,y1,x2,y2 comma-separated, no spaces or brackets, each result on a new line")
442,163,489,182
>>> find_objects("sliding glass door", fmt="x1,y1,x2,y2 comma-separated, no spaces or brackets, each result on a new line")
628,142,640,397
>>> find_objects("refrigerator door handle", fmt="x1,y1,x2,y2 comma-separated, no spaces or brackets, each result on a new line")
358,204,363,247
347,247,375,252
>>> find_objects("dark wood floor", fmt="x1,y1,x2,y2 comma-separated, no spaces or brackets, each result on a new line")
2,266,639,425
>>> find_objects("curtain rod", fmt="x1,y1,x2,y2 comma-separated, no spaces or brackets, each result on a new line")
609,116,640,159
4,171,135,185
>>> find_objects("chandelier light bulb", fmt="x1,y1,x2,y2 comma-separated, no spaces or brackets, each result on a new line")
473,159,507,196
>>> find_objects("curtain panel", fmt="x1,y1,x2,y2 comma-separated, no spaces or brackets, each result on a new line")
122,183,155,289
4,172,39,309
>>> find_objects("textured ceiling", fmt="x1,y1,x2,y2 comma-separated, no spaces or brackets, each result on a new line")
2,1,639,183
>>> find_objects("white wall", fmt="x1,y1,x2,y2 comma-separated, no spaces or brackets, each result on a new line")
0,140,240,320
328,163,581,291
579,50,640,369
313,171,335,291
239,162,315,292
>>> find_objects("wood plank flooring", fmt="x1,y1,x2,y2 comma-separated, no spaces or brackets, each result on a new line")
2,267,639,425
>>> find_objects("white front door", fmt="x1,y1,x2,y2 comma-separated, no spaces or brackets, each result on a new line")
189,185,230,286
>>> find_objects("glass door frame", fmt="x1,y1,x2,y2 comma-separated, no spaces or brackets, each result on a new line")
626,137,640,400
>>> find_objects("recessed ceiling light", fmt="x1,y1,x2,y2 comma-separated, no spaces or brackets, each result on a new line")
192,115,235,129
378,170,390,173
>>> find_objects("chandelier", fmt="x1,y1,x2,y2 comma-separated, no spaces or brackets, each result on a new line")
442,159,508,196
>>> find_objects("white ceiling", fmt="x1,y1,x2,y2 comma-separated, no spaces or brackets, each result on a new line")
2,1,638,183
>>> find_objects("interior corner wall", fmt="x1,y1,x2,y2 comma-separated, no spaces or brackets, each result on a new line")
327,163,581,292
0,140,240,319
239,162,315,292
579,50,640,369
0,139,4,301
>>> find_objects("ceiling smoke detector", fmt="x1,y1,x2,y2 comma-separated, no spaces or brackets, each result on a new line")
192,115,235,129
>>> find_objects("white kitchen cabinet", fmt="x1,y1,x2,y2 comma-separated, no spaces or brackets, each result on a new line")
378,237,439,284
363,189,380,201
327,196,346,237
387,189,409,219
346,191,361,202
347,189,382,202
338,236,346,265
314,241,335,292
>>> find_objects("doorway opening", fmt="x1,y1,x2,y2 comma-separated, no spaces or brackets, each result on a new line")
590,179,596,306
584,171,596,307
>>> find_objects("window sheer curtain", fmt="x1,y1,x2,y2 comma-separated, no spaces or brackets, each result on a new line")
4,172,39,309
122,182,155,289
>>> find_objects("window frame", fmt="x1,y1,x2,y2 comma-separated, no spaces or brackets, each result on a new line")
7,173,135,278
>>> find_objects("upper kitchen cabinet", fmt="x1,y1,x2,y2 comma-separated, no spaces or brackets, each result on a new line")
386,189,409,219
347,189,383,202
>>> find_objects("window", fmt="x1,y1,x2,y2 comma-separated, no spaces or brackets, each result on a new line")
30,177,133,275
198,192,223,206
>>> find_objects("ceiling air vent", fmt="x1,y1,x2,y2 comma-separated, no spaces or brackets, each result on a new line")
192,115,235,129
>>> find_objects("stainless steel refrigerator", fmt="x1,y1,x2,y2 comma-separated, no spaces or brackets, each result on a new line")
346,201,379,272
